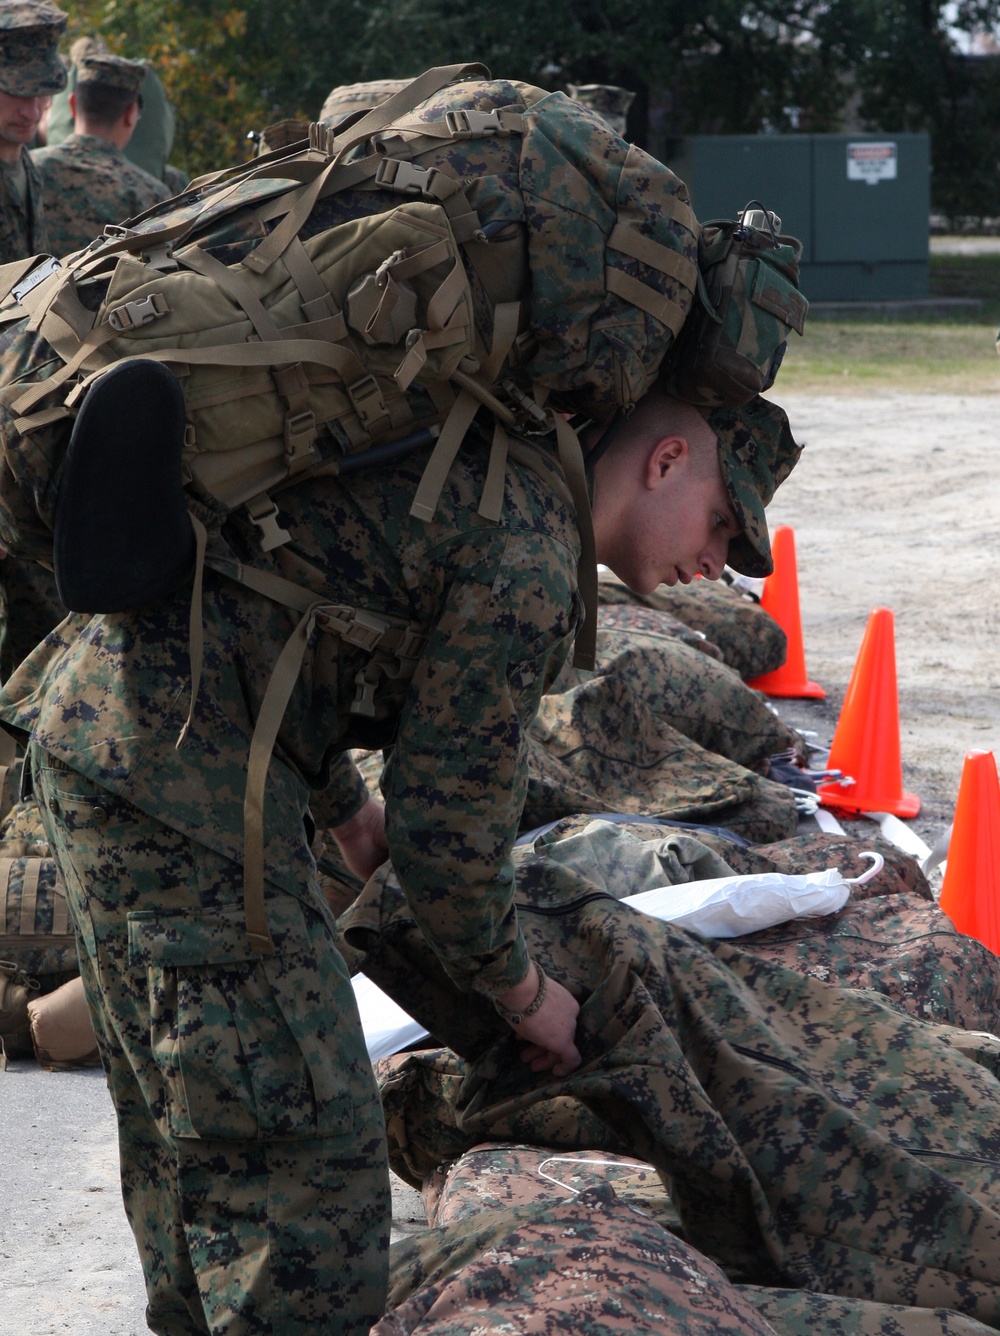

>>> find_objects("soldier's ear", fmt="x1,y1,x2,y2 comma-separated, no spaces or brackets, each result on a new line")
68,90,77,120
645,434,687,489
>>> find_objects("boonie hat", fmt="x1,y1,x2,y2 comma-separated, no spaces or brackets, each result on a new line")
706,395,802,577
76,51,146,98
0,0,67,98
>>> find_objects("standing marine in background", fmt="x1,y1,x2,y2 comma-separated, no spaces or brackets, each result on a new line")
0,0,66,264
32,50,170,257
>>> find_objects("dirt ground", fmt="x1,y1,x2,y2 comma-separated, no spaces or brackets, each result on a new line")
759,388,1000,852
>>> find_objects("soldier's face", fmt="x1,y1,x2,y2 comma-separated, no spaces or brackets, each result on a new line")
0,90,48,158
594,440,739,595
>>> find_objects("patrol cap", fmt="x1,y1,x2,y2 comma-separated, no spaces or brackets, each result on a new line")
76,52,146,98
705,395,802,577
0,0,68,98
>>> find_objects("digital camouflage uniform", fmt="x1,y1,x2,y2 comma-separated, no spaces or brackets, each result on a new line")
0,0,69,264
0,432,581,1334
0,146,46,262
32,130,171,256
31,53,171,258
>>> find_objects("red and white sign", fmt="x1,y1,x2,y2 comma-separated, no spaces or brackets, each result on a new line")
847,141,898,185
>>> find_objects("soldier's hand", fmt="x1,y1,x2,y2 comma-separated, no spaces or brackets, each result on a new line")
496,967,581,1076
331,796,389,881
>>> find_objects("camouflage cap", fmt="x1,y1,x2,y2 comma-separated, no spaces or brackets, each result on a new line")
76,52,146,98
0,0,67,98
705,395,802,577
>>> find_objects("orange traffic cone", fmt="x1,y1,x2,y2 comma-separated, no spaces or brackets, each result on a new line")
747,526,825,699
816,607,920,817
939,750,1000,953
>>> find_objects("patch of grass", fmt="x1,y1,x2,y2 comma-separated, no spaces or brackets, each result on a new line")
776,252,1000,394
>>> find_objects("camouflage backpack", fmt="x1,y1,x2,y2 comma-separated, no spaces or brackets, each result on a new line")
0,62,704,666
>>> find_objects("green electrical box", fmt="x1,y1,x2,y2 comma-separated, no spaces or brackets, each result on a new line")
662,133,930,302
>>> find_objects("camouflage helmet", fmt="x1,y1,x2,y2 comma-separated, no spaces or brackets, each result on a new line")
0,0,67,98
706,395,802,577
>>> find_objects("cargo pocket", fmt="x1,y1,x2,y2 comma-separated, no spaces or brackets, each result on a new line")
128,896,355,1142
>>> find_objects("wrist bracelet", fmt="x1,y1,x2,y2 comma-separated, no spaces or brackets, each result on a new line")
494,964,548,1026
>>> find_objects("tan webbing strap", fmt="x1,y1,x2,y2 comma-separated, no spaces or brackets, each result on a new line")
605,267,689,337
380,108,524,142
607,222,699,291
19,860,40,936
10,315,125,417
242,598,325,955
0,858,11,934
328,64,490,164
281,235,346,330
425,255,468,331
552,413,597,671
409,389,480,522
272,362,318,470
6,403,72,433
51,884,69,936
478,418,509,523
177,244,284,344
44,335,377,429
393,325,468,392
241,156,344,277
479,301,520,383
176,513,209,750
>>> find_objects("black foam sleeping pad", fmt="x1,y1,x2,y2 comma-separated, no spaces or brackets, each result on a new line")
53,359,196,613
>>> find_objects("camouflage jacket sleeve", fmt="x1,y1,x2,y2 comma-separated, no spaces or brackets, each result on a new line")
382,524,580,999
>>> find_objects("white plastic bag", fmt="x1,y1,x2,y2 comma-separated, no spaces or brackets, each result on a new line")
621,851,884,938
353,972,430,1061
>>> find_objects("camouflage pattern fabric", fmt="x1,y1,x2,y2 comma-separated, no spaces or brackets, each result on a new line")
31,746,390,1334
31,132,171,258
0,436,581,1323
375,1184,779,1335
1,436,581,1001
422,1141,679,1231
523,638,799,844
597,568,787,680
0,146,47,263
547,622,801,773
348,826,1000,1321
0,552,66,682
387,1145,997,1335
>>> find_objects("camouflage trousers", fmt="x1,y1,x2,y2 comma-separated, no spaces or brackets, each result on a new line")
30,745,390,1336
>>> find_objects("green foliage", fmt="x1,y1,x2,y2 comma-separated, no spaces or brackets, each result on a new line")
57,0,1000,217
